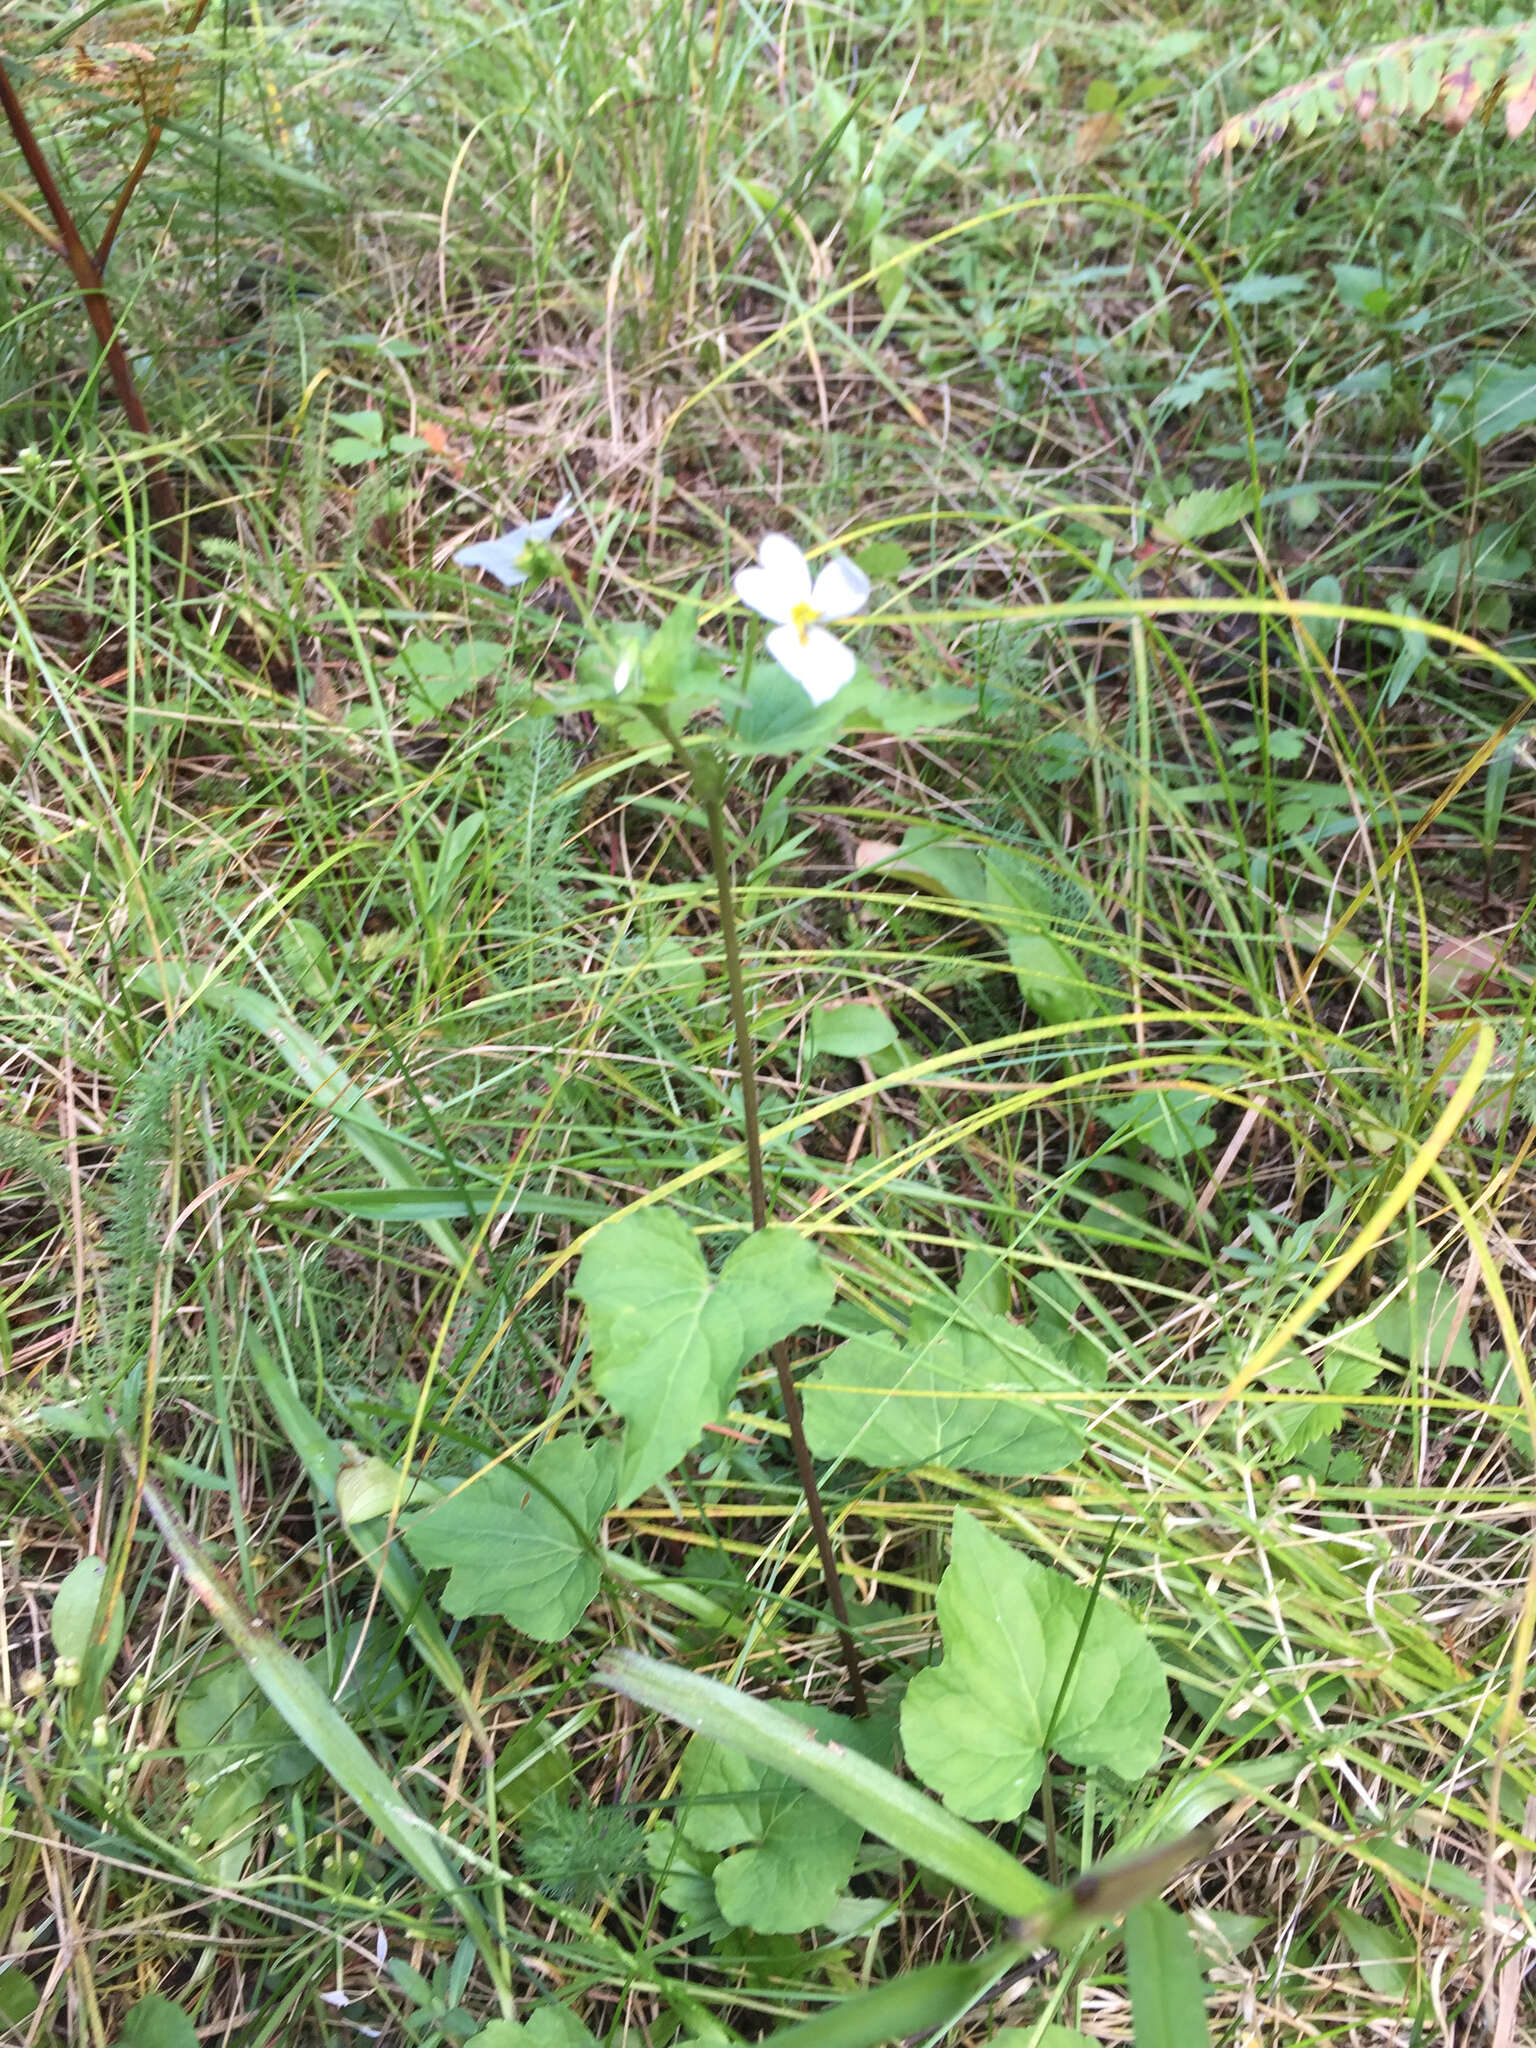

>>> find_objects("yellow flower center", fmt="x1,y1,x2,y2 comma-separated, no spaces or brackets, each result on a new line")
790,600,821,644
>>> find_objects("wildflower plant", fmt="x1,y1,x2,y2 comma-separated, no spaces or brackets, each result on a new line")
450,498,974,1706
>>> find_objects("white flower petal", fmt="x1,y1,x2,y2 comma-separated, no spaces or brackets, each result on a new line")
452,496,573,587
527,492,575,543
452,530,535,586
320,1990,353,2008
810,554,870,620
733,563,795,623
767,622,857,704
613,644,638,693
756,532,814,604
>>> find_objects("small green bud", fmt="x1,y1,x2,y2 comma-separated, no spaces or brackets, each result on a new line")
126,1677,148,1708
19,1669,45,1699
90,1716,109,1749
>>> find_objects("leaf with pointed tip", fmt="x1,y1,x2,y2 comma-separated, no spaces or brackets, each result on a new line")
573,1209,834,1504
901,1513,1168,1820
403,1434,618,1641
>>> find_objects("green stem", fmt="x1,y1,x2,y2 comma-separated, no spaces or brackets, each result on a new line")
686,750,869,1717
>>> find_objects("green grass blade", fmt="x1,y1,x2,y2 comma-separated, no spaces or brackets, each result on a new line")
245,1333,483,1735
133,961,477,1282
598,1649,1053,1918
131,1452,490,1945
758,1952,1018,2048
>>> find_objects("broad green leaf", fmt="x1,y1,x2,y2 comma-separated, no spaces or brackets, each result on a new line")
176,1661,313,1876
679,1704,891,1932
403,1434,618,1640
1211,273,1307,307
1124,1900,1210,2048
901,1513,1168,1820
983,852,1103,1025
387,638,508,718
332,409,385,442
1410,525,1531,609
467,2010,599,2048
119,1994,200,2048
330,435,385,465
802,1295,1089,1478
1360,1267,1476,1372
1333,1903,1416,1999
0,1967,38,2029
882,827,987,903
852,540,911,579
599,1648,1053,1918
277,916,333,999
808,1001,898,1060
1097,1086,1218,1162
730,661,848,757
51,1555,124,1666
1433,364,1536,449
573,1208,834,1504
645,1819,728,1933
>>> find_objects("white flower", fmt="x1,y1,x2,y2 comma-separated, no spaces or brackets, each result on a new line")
732,533,870,704
613,641,638,694
452,492,574,587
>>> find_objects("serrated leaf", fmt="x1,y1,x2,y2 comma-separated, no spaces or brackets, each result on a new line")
680,1704,891,1932
572,1209,835,1504
803,1294,1090,1478
900,1513,1169,1820
402,1434,618,1640
1124,1900,1210,2048
1155,485,1254,544
51,1555,125,1665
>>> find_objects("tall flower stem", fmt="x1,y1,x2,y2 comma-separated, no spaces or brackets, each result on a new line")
680,738,868,1716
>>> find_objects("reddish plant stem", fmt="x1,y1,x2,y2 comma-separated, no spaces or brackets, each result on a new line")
0,55,186,553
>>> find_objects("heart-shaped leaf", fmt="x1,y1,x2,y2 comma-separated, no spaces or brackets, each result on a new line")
573,1208,834,1504
403,1434,618,1640
901,1512,1168,1820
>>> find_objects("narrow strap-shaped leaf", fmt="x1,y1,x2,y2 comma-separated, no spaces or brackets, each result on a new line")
246,1333,482,1736
130,1448,490,1944
757,1950,1018,2048
598,1648,1054,1919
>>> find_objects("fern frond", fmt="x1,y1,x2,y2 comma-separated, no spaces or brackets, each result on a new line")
1197,21,1536,176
